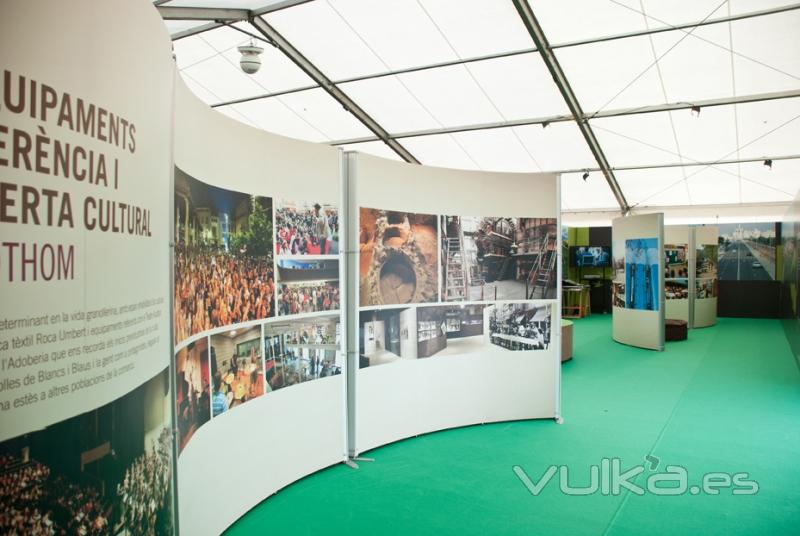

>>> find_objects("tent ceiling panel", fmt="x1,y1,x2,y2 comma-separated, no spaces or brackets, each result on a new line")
393,65,506,128
555,34,678,113
737,159,800,202
414,0,534,59
591,113,684,167
448,129,540,173
338,75,441,134
731,11,800,96
164,19,212,36
615,166,692,207
462,54,570,119
217,87,372,142
182,54,266,102
512,122,598,172
561,171,622,210
265,1,389,79
734,97,800,159
528,0,650,44
400,135,481,171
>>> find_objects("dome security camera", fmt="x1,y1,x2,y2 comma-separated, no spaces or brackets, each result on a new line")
238,44,264,74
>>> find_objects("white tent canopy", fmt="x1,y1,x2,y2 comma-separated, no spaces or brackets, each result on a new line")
158,0,800,222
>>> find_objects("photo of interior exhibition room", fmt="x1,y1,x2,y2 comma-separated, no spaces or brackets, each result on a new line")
173,168,276,344
175,338,211,453
263,315,342,391
441,216,558,301
275,200,339,256
359,305,488,367
209,326,265,417
488,303,552,351
276,259,340,315
0,371,173,536
359,208,438,306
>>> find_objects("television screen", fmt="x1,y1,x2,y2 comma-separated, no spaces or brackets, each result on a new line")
571,246,611,267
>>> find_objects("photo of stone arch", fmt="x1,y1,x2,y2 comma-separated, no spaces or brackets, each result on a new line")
359,208,439,306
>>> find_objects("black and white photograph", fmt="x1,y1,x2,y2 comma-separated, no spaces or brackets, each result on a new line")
441,216,558,301
488,303,553,351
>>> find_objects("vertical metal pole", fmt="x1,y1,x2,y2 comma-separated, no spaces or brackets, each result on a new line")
343,152,359,459
167,70,181,536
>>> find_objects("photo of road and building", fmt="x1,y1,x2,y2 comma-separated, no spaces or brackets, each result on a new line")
718,223,777,281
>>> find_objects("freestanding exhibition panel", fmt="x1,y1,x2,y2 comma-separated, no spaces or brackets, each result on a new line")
664,226,692,324
612,214,665,351
694,226,719,328
173,80,346,536
664,225,719,329
346,153,561,455
0,1,177,534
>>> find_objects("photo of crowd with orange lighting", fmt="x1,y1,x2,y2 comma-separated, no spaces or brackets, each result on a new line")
275,200,339,256
174,168,276,345
209,326,265,417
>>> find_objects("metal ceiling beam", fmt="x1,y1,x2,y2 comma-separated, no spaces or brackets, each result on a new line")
519,2,627,209
556,154,800,175
327,89,800,145
248,15,419,164
157,6,249,21
171,21,225,41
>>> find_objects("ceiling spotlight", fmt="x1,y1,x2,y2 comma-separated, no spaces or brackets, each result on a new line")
764,159,773,170
690,105,701,117
541,121,550,129
238,43,264,74
582,171,589,181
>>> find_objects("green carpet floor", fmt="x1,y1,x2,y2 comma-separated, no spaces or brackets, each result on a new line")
227,316,800,535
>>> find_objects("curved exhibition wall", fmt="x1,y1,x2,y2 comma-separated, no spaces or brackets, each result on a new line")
347,153,561,455
612,214,665,350
0,0,176,534
173,79,345,536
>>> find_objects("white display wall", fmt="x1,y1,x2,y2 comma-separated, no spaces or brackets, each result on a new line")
0,0,176,534
173,79,346,536
612,214,665,350
347,153,561,455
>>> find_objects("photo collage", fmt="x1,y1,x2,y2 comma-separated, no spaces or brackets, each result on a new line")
358,207,557,368
665,243,689,301
174,169,342,454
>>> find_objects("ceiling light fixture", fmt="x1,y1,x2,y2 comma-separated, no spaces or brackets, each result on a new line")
764,159,773,170
582,171,589,181
690,105,701,117
238,42,264,74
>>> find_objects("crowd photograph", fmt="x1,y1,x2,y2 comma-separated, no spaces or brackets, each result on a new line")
275,200,339,256
0,372,173,536
210,326,266,417
174,169,276,344
276,259,341,316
